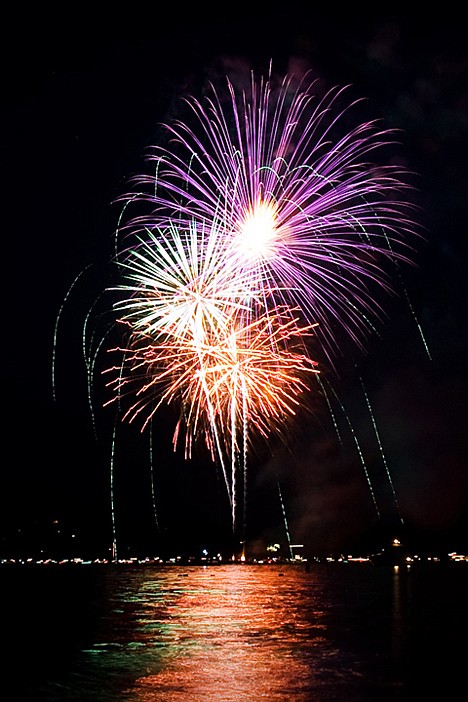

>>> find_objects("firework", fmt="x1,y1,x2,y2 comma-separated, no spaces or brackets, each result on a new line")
116,69,421,361
101,66,421,541
112,219,253,342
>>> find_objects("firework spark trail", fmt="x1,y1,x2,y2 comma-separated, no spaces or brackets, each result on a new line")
359,376,405,525
316,374,343,445
148,424,160,533
326,381,381,518
398,273,432,360
190,336,233,503
82,305,114,439
277,479,294,560
365,196,431,361
52,265,92,401
241,376,249,547
110,417,118,562
231,372,238,531
317,371,402,521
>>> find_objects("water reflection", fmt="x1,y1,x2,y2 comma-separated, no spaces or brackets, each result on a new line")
123,565,331,700
6,562,465,700
70,564,375,701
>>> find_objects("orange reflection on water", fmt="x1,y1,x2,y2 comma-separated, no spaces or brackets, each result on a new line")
124,565,328,701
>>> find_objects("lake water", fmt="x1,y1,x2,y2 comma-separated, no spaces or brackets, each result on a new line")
1,562,466,700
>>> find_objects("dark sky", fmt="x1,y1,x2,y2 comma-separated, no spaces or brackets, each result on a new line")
2,7,467,559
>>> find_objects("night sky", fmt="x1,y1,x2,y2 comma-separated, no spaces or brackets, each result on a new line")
2,7,467,560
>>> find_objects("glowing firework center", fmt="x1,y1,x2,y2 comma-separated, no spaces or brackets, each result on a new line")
236,201,281,261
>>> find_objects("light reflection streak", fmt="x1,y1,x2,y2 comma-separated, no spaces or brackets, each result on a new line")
122,566,329,701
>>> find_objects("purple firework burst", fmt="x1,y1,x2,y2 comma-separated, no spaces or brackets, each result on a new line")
114,67,422,363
